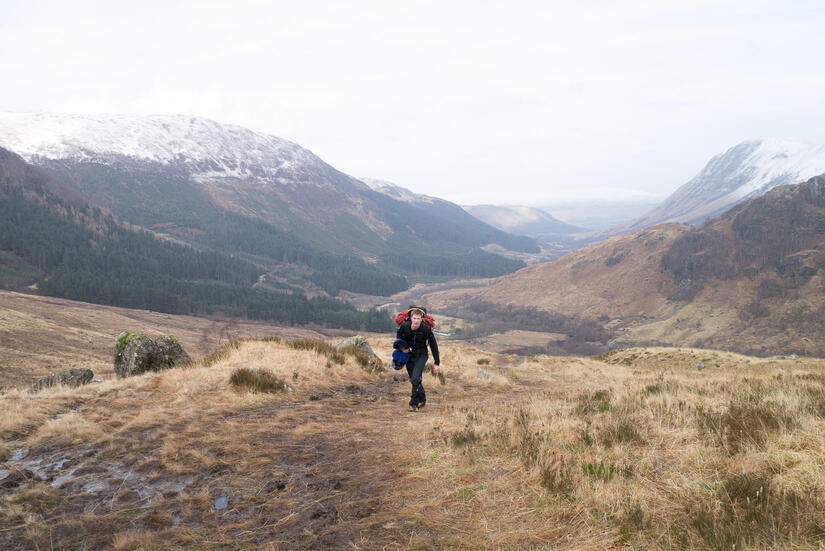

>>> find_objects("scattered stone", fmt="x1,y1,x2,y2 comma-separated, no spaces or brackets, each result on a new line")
789,353,799,360
335,335,378,358
92,379,103,383
695,363,705,370
30,368,94,393
214,495,228,510
477,367,491,380
113,332,192,378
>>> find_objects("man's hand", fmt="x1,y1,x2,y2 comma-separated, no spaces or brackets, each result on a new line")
402,348,410,354
433,364,440,374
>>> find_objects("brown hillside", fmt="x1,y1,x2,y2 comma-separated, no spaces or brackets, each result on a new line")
426,224,686,320
426,177,825,356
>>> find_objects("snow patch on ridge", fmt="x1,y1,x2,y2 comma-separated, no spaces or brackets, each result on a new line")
0,112,321,182
624,138,825,231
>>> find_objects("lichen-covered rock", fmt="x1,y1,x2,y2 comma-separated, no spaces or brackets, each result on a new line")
30,368,94,393
335,335,384,373
114,332,191,379
155,334,192,369
335,335,377,358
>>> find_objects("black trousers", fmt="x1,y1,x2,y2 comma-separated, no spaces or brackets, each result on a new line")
406,353,427,407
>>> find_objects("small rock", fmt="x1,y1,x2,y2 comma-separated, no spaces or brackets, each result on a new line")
214,495,228,510
695,363,705,370
30,368,94,393
335,335,377,357
477,367,491,380
789,353,799,360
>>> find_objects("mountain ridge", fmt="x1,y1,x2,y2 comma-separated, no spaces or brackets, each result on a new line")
0,112,536,293
616,138,825,233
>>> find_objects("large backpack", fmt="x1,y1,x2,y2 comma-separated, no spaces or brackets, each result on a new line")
394,305,436,329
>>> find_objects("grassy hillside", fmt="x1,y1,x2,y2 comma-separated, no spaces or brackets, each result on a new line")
2,331,825,549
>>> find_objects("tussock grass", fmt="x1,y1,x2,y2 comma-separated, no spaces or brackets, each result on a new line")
229,367,287,393
423,348,825,549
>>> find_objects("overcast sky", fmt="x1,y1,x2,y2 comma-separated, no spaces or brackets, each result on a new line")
2,1,824,207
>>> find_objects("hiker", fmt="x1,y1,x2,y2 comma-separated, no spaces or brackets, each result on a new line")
394,307,440,412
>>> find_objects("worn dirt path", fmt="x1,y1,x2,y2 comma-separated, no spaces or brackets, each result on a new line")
1,369,536,550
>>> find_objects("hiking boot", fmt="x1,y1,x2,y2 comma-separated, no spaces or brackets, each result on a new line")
409,404,418,412
417,401,426,409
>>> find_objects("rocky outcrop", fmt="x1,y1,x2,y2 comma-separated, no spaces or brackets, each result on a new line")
335,335,384,373
114,332,192,379
335,335,377,358
30,368,94,393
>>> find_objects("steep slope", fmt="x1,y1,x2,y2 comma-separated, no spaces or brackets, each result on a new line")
621,139,825,232
463,204,587,239
427,224,686,320
0,147,393,329
427,176,825,355
0,113,534,289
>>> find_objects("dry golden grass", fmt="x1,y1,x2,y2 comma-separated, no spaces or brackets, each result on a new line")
2,339,825,550
0,289,326,389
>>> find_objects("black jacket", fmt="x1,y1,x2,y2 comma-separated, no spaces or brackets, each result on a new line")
396,320,440,365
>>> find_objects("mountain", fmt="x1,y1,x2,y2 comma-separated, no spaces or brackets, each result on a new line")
426,176,825,356
462,204,586,239
619,139,825,232
0,147,393,329
0,113,537,295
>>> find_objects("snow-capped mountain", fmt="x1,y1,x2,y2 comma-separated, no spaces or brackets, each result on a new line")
0,111,538,285
622,138,825,231
462,204,585,239
0,112,359,188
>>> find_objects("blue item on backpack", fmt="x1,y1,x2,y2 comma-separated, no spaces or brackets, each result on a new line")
392,338,410,370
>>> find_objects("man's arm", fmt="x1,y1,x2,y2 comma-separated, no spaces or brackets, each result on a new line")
428,329,440,366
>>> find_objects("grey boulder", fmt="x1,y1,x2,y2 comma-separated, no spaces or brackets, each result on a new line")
30,368,94,393
114,332,192,379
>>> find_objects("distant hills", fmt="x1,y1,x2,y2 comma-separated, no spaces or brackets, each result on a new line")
0,113,538,302
427,176,825,356
461,204,586,240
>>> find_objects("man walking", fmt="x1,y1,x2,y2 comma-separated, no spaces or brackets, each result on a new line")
395,307,440,412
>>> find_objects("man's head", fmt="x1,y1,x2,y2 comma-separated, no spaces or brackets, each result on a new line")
409,308,424,328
